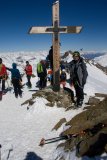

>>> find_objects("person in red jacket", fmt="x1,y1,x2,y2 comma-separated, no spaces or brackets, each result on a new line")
25,61,32,88
0,58,7,91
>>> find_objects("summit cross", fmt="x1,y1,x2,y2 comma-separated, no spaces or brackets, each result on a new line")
28,0,82,91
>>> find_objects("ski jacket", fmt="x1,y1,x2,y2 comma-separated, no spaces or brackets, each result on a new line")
60,72,66,82
47,48,53,69
25,64,32,76
37,62,47,78
69,58,88,87
37,62,43,74
6,65,21,80
0,64,7,79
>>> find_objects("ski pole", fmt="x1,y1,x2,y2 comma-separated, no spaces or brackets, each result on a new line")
0,84,2,101
0,144,2,160
7,147,13,160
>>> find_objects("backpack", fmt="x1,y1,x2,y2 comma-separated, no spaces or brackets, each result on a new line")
37,63,43,73
60,72,66,81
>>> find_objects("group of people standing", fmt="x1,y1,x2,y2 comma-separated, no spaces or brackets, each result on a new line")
0,49,88,107
37,47,88,107
0,58,32,98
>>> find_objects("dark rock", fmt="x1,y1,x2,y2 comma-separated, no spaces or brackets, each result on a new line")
59,97,107,157
29,100,35,106
95,93,107,97
46,102,54,107
88,97,100,105
52,118,67,131
21,99,32,105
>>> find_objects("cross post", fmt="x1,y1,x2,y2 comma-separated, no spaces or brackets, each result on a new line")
28,0,82,91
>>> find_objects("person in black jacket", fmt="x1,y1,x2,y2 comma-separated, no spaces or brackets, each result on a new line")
47,46,53,70
69,51,88,107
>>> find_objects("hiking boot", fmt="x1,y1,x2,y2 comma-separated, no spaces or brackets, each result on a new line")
72,99,76,104
39,87,42,90
28,85,32,89
15,92,18,98
19,94,22,98
76,100,83,107
2,90,7,95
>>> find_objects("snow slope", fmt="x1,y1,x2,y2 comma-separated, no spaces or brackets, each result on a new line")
81,50,107,67
94,54,107,67
0,52,107,160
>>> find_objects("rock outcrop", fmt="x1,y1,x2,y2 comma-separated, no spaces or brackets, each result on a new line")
21,87,74,109
58,97,107,158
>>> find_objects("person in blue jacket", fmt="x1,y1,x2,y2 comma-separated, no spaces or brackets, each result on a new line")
6,63,22,98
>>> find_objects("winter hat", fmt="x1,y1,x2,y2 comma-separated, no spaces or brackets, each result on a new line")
12,63,17,68
40,58,46,63
26,61,29,64
73,51,80,57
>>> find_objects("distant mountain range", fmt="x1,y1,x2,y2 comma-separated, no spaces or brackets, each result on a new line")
81,51,107,67
0,50,107,67
82,52,106,59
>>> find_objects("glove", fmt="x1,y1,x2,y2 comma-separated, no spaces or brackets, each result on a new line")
5,75,8,80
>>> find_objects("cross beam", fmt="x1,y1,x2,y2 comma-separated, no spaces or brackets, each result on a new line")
29,26,82,34
28,1,82,91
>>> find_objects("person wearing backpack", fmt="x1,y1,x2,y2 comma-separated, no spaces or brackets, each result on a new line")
25,61,32,88
69,51,88,107
6,63,22,98
60,69,67,88
37,60,47,90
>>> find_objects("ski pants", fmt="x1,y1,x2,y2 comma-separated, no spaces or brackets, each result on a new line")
0,77,5,91
39,76,47,89
74,83,84,103
26,75,32,87
12,79,22,97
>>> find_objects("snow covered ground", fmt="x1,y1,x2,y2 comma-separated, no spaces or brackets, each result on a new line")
0,52,107,160
94,54,107,67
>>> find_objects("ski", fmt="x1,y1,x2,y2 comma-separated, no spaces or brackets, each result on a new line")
29,89,39,92
40,138,65,146
39,135,75,146
39,137,66,146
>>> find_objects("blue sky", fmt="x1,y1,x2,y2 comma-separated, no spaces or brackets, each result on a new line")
0,0,107,52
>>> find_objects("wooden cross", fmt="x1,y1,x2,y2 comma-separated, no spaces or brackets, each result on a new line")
28,0,82,91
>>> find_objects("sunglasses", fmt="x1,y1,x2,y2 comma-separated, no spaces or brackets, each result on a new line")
73,55,79,58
